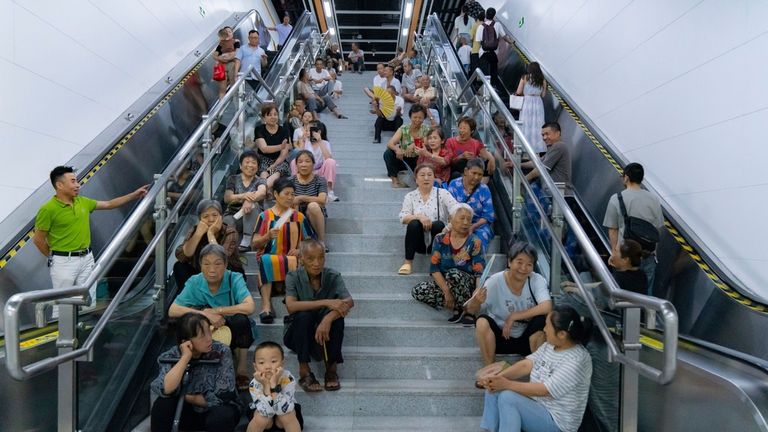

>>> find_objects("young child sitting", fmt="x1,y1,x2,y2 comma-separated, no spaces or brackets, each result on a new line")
247,341,301,432
330,69,343,99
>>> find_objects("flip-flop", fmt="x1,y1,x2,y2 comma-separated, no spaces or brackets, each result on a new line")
259,311,274,324
324,371,341,391
298,372,323,392
398,263,412,275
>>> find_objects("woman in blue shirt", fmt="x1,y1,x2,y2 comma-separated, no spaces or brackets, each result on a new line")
447,158,495,252
170,244,256,389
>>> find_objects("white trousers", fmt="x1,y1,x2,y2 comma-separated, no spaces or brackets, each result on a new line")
49,252,96,318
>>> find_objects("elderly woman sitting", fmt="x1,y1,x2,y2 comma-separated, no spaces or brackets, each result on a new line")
174,200,244,291
150,312,241,432
398,164,458,275
223,150,268,249
465,242,552,365
411,204,485,324
447,158,496,252
170,244,256,390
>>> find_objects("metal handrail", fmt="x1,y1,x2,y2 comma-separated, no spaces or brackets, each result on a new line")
418,15,678,383
3,18,328,380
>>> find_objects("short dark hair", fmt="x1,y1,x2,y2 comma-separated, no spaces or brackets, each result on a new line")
409,103,428,118
619,239,643,267
623,162,644,183
217,27,229,37
414,163,435,177
260,103,278,118
295,149,316,165
272,177,294,195
485,7,497,20
239,149,259,165
385,64,395,71
315,57,324,64
465,158,485,172
549,305,593,346
507,241,538,268
458,116,477,132
50,166,75,188
249,29,259,36
254,340,284,359
175,313,211,346
542,122,561,133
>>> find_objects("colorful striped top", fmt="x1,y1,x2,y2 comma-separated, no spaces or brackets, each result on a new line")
254,207,314,256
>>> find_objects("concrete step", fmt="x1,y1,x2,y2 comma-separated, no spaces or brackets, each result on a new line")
335,174,403,188
325,234,502,254
336,157,387,168
301,416,482,432
255,318,478,348
338,272,431,294
259,292,447,321
331,187,409,202
325,218,405,234
324,201,402,218
293,379,483,416
285,346,491,381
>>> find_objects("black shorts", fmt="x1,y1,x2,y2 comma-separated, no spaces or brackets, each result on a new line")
477,314,546,356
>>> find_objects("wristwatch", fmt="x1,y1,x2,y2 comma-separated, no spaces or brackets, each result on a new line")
270,384,282,393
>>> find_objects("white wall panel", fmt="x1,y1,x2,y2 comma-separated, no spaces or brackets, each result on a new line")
1,0,278,226
484,0,768,295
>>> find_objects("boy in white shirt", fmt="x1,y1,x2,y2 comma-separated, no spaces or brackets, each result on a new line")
457,36,471,73
247,341,301,432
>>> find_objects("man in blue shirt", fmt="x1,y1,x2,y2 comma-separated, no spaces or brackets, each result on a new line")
236,30,268,91
269,15,293,49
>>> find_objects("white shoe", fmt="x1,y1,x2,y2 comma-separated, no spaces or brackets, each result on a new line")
328,191,340,202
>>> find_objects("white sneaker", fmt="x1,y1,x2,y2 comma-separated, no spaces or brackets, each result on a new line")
327,191,340,202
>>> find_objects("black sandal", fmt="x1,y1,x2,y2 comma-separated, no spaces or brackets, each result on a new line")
259,311,274,324
298,372,323,392
324,371,341,391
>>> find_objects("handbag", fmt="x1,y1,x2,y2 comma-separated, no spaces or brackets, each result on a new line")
213,62,226,81
509,94,524,110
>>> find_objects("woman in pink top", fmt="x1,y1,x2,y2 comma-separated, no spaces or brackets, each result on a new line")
444,116,496,180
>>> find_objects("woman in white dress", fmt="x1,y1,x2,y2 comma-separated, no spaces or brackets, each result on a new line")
514,62,547,155
453,4,473,47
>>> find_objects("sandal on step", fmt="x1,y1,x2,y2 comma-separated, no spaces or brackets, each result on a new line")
398,263,412,275
259,311,274,324
298,372,323,392
324,371,341,391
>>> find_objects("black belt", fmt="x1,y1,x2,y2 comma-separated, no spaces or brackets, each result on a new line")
51,248,91,257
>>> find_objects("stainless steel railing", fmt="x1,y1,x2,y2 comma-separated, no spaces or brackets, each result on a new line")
417,13,678,385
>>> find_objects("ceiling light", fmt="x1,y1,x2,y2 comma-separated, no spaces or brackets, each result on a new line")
405,2,413,19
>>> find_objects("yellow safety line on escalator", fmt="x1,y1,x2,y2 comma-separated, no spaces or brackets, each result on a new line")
511,45,768,315
0,59,209,271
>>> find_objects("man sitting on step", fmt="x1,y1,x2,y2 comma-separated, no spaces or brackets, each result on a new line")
284,239,354,392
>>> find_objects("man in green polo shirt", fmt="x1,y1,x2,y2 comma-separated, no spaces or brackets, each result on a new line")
33,166,148,315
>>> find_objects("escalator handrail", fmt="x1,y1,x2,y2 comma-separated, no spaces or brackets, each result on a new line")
3,14,331,380
418,17,678,384
3,62,254,380
489,19,752,306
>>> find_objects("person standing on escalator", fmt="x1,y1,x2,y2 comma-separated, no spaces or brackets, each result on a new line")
602,162,663,295
32,166,148,316
238,30,268,92
475,8,514,91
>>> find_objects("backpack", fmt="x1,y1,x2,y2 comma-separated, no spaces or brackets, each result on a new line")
481,21,499,51
617,192,659,252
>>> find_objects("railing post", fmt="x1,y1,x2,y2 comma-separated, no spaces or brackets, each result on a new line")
152,173,167,320
549,182,566,295
621,307,642,432
57,303,78,432
511,144,523,235
235,72,246,155
201,114,212,200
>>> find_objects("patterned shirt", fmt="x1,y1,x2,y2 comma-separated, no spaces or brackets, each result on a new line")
447,178,495,226
151,341,237,410
528,343,593,432
224,174,267,215
429,232,485,277
396,123,432,157
249,370,297,417
175,223,243,273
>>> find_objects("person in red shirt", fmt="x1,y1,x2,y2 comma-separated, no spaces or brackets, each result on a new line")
444,116,496,180
416,128,452,185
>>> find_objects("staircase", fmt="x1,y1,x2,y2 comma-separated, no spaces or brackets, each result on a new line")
334,0,403,70
247,71,506,431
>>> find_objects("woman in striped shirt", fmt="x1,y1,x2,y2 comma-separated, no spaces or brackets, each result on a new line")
476,305,594,432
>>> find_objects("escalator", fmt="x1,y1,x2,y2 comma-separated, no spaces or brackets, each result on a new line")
417,13,768,431
0,9,327,431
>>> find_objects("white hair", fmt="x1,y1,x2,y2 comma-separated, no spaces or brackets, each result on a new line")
449,203,474,218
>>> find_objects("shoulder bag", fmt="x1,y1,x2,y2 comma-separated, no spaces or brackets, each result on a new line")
617,192,659,252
